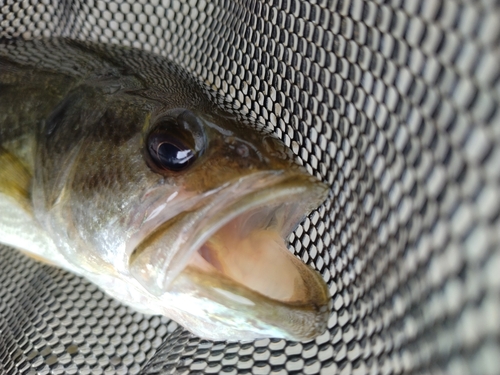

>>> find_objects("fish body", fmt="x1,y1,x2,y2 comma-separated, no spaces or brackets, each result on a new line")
0,38,330,341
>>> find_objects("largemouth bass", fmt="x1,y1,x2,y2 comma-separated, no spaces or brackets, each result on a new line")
0,38,330,341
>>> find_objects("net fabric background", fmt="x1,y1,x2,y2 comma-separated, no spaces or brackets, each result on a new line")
1,0,499,374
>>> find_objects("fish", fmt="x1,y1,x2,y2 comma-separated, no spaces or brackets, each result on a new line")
0,38,331,341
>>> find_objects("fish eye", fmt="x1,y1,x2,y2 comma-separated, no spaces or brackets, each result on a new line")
148,132,195,171
146,109,205,172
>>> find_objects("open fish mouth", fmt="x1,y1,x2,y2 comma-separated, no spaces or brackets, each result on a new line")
129,171,330,341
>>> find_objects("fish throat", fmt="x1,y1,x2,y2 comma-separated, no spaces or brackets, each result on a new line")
188,201,311,303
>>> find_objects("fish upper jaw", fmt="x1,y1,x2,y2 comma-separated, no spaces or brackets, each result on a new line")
127,169,331,341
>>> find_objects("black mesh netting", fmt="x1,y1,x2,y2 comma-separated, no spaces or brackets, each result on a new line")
1,0,499,374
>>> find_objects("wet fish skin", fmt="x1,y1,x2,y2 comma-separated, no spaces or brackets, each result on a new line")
0,39,330,341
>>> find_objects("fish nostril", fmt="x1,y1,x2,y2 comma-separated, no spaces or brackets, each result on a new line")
236,143,249,158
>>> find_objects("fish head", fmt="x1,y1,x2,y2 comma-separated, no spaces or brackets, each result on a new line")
33,73,331,341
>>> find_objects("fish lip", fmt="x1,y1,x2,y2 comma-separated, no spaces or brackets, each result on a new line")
168,263,331,341
128,169,327,294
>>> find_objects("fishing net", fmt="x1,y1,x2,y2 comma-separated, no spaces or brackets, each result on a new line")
1,0,499,374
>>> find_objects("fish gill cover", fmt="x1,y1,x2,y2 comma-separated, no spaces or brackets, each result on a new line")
0,1,500,375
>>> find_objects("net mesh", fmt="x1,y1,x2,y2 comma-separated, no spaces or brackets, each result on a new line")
1,0,499,374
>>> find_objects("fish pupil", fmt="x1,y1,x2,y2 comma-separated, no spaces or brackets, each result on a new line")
154,140,194,171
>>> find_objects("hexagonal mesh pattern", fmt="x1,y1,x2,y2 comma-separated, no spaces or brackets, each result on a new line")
0,247,176,375
1,0,499,374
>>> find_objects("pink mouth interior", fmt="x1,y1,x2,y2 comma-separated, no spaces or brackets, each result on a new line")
187,205,308,302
